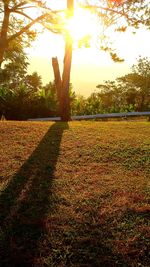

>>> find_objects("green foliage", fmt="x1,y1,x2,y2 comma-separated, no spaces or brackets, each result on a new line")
39,82,58,112
0,51,29,89
71,95,87,115
118,57,150,111
0,54,59,120
132,56,150,77
0,49,76,120
25,72,43,94
0,82,59,120
83,0,150,61
0,0,60,66
1,55,150,119
72,57,150,115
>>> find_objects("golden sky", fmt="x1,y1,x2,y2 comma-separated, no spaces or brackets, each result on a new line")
27,1,150,96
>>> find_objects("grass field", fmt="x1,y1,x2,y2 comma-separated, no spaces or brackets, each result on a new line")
0,121,150,267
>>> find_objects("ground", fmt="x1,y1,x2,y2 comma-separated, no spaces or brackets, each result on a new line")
0,121,150,267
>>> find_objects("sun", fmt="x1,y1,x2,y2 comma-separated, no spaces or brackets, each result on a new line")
65,8,99,43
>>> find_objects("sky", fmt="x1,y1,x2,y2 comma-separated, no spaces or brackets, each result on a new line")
27,1,150,97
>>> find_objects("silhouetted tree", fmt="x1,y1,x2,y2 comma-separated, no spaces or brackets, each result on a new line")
53,0,149,120
25,72,42,94
71,57,150,115
0,0,60,67
0,50,28,90
118,57,150,111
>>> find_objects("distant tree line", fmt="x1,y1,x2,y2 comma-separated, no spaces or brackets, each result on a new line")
72,57,150,115
0,56,150,120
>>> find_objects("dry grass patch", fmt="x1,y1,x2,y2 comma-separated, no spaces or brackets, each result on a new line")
0,121,150,266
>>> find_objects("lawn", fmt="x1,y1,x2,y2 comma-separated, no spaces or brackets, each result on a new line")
0,121,150,267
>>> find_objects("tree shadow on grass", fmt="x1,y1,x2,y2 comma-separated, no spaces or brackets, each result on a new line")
67,199,149,267
0,122,69,267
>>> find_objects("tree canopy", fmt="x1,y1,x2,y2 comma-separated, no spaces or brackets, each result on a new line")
0,0,149,66
79,0,150,60
0,0,61,66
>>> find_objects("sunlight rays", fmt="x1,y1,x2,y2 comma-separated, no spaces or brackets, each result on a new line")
65,7,99,43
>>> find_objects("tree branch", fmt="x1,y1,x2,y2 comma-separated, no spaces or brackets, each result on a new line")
83,4,129,19
12,10,34,21
83,4,146,25
8,13,48,42
10,1,28,11
16,6,39,10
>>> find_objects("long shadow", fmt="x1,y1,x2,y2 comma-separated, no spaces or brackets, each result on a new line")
0,122,69,267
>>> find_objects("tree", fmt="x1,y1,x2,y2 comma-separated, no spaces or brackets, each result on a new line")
52,0,149,120
40,82,58,113
0,77,59,120
0,49,28,90
118,57,150,111
0,0,73,121
0,0,60,67
95,57,150,113
0,52,59,119
71,94,88,115
96,79,138,112
25,72,42,93
52,0,74,121
1,1,149,120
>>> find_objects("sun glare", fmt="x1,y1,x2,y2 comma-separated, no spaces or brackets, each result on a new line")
66,8,99,43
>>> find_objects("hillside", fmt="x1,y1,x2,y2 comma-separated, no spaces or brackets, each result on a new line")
0,121,150,267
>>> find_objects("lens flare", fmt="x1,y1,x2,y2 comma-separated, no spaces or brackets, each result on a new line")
66,8,98,42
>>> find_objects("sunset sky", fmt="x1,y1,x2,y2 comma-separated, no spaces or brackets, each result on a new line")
27,0,150,96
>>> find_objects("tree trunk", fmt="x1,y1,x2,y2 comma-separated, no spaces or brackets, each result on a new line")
52,57,63,115
52,36,73,121
52,0,74,121
0,4,10,68
61,33,73,121
60,0,74,121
